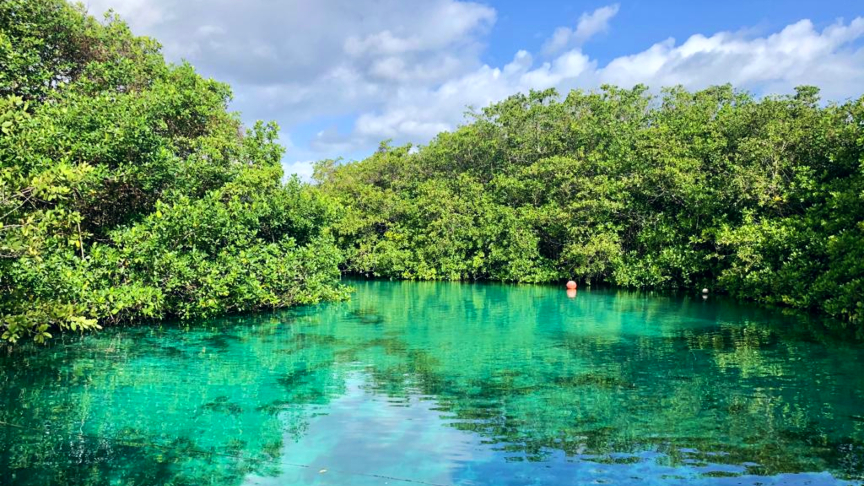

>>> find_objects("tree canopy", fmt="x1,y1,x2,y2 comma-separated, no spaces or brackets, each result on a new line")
2,1,862,344
0,0,347,343
316,85,864,325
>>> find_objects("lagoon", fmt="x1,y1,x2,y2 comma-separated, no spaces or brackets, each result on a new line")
1,280,862,485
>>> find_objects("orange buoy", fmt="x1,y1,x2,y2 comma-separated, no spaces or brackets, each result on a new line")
566,281,577,290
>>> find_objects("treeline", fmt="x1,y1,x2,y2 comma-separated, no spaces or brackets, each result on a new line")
316,86,863,325
2,1,862,344
0,0,347,343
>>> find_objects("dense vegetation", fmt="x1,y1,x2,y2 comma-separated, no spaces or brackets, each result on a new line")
2,1,862,343
316,86,863,325
0,0,347,343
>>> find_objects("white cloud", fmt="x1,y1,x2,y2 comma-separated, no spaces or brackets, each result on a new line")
598,18,864,99
83,0,496,177
83,0,864,179
543,4,620,55
335,15,864,152
85,0,166,29
86,0,494,88
283,160,316,180
304,49,595,154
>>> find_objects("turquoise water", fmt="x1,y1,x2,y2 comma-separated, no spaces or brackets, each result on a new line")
1,280,863,485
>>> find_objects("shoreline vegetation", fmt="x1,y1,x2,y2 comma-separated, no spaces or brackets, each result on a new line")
317,83,864,324
2,1,862,343
0,0,348,343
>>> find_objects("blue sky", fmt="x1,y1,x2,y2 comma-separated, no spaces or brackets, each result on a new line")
86,0,864,178
487,1,864,65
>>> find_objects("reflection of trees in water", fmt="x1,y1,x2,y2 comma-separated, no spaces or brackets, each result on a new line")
336,281,864,480
0,316,350,485
1,280,862,484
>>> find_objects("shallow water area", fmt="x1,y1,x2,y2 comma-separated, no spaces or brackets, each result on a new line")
1,280,863,485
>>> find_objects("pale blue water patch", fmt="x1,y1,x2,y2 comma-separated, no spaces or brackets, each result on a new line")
1,280,862,485
244,373,491,486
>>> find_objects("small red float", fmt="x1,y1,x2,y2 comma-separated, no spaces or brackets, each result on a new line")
566,281,577,290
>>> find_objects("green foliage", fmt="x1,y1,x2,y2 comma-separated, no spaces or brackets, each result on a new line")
318,85,864,325
4,0,861,340
0,0,347,343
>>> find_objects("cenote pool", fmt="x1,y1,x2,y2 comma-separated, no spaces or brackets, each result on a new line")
1,280,863,485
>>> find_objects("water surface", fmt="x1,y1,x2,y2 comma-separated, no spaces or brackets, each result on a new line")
1,280,863,485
